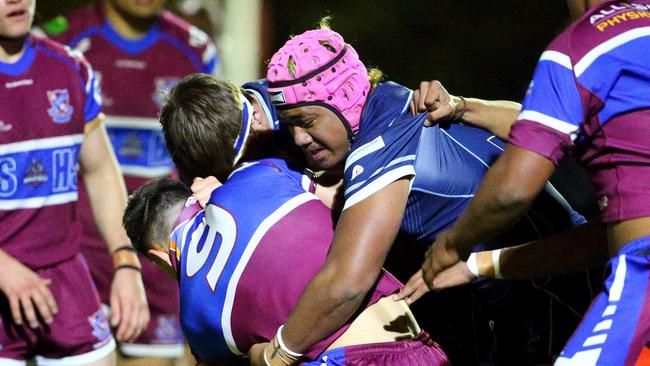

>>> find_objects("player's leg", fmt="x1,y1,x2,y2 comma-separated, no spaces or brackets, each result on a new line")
33,254,116,366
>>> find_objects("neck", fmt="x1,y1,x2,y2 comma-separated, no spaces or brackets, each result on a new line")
103,1,158,39
0,36,27,63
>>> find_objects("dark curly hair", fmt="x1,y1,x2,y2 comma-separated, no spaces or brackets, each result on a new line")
123,178,192,254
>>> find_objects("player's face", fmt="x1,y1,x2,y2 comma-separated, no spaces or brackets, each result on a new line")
109,0,167,18
281,106,350,170
0,0,35,39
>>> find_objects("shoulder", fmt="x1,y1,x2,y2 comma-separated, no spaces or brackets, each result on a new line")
31,35,92,72
158,10,218,72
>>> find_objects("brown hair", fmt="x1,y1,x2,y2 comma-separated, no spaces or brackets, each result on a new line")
159,74,243,181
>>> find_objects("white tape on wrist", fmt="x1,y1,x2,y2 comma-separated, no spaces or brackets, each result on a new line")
277,325,303,358
492,249,503,279
466,253,479,277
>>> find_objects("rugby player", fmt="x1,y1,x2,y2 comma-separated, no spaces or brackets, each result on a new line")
42,1,217,363
0,0,148,364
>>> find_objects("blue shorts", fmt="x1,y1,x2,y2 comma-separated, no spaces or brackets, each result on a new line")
555,237,650,366
303,332,449,366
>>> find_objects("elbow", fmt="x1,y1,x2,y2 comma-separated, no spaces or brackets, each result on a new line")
491,183,535,212
321,265,376,305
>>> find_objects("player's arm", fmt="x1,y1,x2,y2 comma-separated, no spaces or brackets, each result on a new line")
397,220,608,302
251,179,410,365
410,80,520,140
79,119,150,341
421,145,554,286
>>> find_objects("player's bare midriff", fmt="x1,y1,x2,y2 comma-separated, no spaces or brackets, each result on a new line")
608,216,650,255
325,296,421,351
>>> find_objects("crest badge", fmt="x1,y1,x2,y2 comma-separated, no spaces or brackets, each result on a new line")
47,89,74,123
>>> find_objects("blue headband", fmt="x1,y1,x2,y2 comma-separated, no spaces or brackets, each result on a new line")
232,94,253,165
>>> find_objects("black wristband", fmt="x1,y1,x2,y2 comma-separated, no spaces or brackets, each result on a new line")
112,245,137,255
114,264,141,272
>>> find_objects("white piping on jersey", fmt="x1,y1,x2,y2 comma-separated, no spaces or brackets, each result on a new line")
388,90,414,127
0,192,78,210
574,26,650,77
410,188,475,199
120,165,174,178
221,192,319,355
440,129,491,168
343,165,415,211
119,342,184,358
539,50,573,70
245,88,275,130
227,161,260,179
517,110,579,138
345,135,385,171
0,134,83,155
103,116,161,130
486,135,504,151
609,255,627,302
344,155,416,196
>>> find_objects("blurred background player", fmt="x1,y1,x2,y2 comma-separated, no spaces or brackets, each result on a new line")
42,1,218,365
0,0,148,364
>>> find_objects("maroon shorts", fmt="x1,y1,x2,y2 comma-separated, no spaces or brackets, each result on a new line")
81,238,184,358
304,331,450,365
0,254,115,364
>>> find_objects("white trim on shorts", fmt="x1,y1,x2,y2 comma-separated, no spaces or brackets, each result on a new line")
35,338,116,366
0,357,26,366
119,343,184,358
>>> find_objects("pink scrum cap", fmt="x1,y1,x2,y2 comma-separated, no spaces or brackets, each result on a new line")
267,28,370,136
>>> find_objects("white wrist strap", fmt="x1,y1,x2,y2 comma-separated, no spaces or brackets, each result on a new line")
492,249,503,279
277,325,303,358
466,253,479,277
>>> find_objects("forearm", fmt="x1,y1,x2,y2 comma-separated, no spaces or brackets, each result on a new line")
459,97,521,140
282,264,370,353
474,221,608,279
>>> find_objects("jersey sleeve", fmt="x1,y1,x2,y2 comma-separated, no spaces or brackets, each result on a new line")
508,34,585,165
342,115,422,210
77,51,103,124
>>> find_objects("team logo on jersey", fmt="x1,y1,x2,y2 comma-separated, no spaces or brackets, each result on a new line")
119,134,144,159
88,308,111,342
23,159,48,187
46,89,74,123
153,77,181,108
154,315,183,343
351,164,364,180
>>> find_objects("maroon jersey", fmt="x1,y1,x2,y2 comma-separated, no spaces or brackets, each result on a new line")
0,35,101,268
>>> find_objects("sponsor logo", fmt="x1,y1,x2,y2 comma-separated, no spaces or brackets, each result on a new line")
5,79,33,89
268,90,286,104
153,77,181,108
115,59,147,70
185,196,198,207
589,3,650,31
351,165,364,180
47,89,74,123
0,120,12,132
119,134,144,159
23,159,48,187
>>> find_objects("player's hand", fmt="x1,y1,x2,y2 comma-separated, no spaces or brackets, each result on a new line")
409,80,464,127
110,268,149,342
422,230,463,289
393,270,430,305
0,250,58,328
429,261,476,290
191,176,223,208
248,342,269,366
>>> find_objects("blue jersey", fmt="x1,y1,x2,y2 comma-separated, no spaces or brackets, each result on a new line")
344,82,503,241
